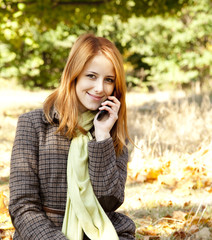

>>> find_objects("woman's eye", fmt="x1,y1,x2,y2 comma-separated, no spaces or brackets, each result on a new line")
86,74,96,79
105,78,115,83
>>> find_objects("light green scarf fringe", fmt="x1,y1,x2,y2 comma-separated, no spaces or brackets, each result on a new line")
62,111,119,240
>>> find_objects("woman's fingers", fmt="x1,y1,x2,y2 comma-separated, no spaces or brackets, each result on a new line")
100,96,120,113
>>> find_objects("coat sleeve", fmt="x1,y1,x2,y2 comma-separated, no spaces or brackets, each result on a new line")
9,113,68,240
87,137,128,212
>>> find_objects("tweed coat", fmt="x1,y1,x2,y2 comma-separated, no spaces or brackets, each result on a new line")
9,108,135,240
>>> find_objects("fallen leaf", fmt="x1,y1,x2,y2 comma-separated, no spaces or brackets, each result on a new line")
0,192,7,214
143,236,160,240
137,225,160,236
173,230,190,239
184,201,191,207
189,217,210,225
145,169,163,183
172,211,187,221
0,191,15,240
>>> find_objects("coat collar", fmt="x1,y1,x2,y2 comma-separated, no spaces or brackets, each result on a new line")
42,107,59,125
41,108,95,138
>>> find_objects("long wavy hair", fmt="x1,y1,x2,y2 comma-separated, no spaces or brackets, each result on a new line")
43,33,129,155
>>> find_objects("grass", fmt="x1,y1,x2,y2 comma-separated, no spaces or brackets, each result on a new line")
126,90,212,156
0,79,212,239
124,90,212,239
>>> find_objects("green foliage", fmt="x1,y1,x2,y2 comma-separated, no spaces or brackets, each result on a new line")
1,0,191,29
0,0,211,89
0,22,83,88
90,0,212,90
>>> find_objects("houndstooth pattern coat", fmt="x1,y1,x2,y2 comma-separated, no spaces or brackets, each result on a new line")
9,109,135,240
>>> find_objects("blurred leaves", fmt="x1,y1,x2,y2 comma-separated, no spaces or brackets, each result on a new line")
1,0,191,28
136,209,212,239
0,0,211,89
128,140,212,191
127,138,212,238
0,192,14,239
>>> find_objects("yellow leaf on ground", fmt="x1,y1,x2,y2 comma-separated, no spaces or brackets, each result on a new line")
145,169,163,183
189,217,210,225
137,225,160,236
172,211,187,221
0,191,15,239
0,192,7,214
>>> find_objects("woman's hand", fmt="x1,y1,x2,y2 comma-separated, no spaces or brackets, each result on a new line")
94,96,120,142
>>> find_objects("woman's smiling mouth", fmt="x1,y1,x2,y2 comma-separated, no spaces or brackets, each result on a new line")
87,92,104,101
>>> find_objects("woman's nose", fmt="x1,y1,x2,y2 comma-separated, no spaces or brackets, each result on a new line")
94,79,104,93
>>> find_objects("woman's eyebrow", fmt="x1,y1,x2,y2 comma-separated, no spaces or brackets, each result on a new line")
87,71,98,75
107,75,115,78
87,71,97,73
87,71,115,78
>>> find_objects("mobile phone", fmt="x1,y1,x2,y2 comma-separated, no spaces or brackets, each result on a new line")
97,99,112,121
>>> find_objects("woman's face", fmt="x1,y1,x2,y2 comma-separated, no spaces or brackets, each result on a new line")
76,52,115,113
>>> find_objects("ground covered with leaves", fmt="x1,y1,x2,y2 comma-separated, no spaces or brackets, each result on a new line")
123,143,212,239
0,84,212,239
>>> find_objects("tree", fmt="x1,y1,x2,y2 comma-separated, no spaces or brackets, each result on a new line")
120,0,212,90
1,0,211,90
1,0,192,30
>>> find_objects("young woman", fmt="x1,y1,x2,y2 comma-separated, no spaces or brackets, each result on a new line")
9,33,135,240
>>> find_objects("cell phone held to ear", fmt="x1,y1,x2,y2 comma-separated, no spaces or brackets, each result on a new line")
97,99,112,121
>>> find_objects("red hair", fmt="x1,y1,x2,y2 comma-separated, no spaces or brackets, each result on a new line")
43,33,129,155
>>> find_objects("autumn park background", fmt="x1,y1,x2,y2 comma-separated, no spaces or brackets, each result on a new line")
0,0,212,239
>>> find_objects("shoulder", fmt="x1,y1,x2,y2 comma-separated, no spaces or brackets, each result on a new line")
19,108,44,122
20,108,43,118
16,109,59,142
17,109,49,130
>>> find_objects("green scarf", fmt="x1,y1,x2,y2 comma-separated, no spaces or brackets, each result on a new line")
62,111,119,240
